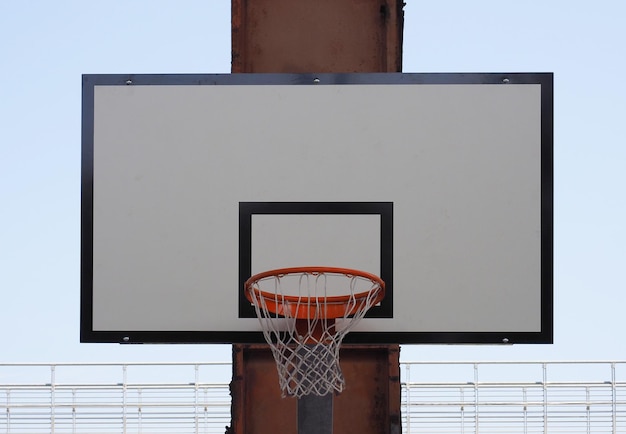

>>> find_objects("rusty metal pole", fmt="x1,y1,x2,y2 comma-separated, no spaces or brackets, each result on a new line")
297,393,333,434
230,1,404,433
231,0,403,74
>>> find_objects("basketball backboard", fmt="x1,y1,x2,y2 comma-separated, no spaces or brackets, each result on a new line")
81,72,553,344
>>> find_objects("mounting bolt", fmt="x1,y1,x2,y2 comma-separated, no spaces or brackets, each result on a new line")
125,79,132,85
122,336,130,342
502,337,509,344
502,77,510,84
313,78,320,84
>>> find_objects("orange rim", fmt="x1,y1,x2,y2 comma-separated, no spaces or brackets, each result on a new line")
244,266,385,319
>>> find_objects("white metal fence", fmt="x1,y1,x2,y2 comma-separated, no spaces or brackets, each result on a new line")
1,361,624,433
0,362,232,434
403,361,626,433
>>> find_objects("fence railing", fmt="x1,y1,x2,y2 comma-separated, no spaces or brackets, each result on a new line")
403,361,626,433
1,361,625,433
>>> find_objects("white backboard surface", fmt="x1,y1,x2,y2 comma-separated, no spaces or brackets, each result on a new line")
81,73,553,344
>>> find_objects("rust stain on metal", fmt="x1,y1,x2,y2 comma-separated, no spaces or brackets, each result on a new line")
232,344,401,434
231,0,403,73
230,1,404,432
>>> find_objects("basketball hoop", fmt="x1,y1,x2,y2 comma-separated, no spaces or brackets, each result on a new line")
244,266,385,398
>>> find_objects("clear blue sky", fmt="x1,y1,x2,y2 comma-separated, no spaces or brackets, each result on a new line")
1,0,625,364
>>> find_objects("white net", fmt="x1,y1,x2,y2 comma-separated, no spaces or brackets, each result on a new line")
244,267,384,398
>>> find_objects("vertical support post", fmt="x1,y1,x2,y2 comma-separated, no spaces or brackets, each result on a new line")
611,362,617,434
6,389,10,434
586,386,591,434
542,363,548,434
460,387,465,434
474,363,479,433
231,2,404,432
297,395,333,434
523,387,528,434
137,388,142,433
295,344,335,434
50,365,56,434
72,389,76,434
122,365,127,434
194,364,200,434
204,388,209,431
405,364,411,434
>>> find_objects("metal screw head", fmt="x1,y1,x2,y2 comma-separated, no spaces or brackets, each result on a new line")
502,77,510,84
122,336,130,342
313,78,320,84
502,337,510,344
125,79,132,85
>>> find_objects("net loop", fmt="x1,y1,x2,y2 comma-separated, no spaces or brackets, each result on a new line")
244,267,385,398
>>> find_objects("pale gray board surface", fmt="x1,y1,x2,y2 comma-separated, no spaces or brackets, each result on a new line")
81,73,553,344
